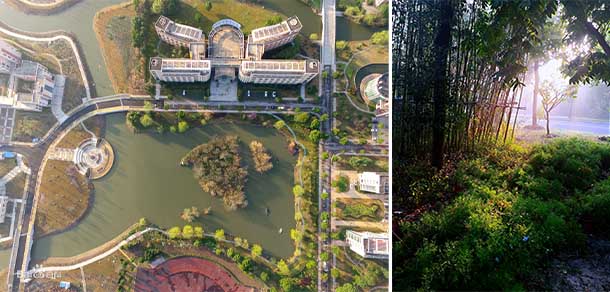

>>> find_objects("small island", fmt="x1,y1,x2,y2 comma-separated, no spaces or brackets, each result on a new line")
181,136,248,210
249,141,273,173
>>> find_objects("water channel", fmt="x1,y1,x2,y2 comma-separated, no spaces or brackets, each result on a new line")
0,0,382,265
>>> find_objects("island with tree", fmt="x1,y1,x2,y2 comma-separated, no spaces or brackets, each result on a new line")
249,141,273,173
181,136,248,210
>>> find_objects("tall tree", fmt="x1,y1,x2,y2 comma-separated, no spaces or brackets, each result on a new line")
560,0,610,84
527,20,563,127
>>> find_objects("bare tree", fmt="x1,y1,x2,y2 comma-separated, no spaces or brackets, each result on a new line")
540,81,578,136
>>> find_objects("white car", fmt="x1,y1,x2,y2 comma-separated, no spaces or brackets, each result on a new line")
264,91,268,97
272,91,277,98
247,90,251,97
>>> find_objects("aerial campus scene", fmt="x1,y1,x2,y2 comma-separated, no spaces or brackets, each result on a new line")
0,0,389,291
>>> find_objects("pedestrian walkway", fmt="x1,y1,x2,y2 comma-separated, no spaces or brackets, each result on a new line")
51,75,68,123
47,147,75,162
332,219,387,231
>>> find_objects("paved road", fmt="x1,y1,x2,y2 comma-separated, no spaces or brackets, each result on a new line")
516,115,610,136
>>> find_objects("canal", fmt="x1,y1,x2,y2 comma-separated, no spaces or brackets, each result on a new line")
32,113,298,259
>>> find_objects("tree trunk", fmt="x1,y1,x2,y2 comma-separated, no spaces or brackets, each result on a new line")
584,21,610,57
546,112,550,135
532,61,539,127
431,0,454,168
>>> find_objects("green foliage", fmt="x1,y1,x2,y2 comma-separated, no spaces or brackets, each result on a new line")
370,30,389,46
182,136,248,210
336,41,349,51
309,130,321,143
151,0,177,15
294,112,310,124
293,185,305,197
277,259,290,275
265,15,283,26
168,226,181,239
214,229,225,241
273,120,285,130
395,138,610,290
182,225,194,239
336,283,357,292
251,244,263,258
347,156,373,170
332,175,349,192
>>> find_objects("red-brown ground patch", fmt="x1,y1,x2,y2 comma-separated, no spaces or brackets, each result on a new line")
134,256,254,292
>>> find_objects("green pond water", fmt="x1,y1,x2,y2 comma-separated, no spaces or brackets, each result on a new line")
33,113,297,260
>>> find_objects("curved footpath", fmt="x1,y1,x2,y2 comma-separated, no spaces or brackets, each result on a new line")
4,0,81,15
0,22,92,99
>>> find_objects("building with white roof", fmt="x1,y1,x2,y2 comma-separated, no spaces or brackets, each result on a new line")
239,59,318,84
150,16,318,86
155,16,205,47
149,57,211,83
248,16,302,51
358,171,389,194
346,230,389,259
0,40,58,112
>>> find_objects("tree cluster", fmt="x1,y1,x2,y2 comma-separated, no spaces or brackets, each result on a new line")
249,141,273,173
182,136,248,210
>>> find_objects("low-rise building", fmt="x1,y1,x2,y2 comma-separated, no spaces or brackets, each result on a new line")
0,40,21,74
248,16,302,51
358,171,389,194
346,230,389,259
363,73,388,104
149,57,211,83
238,59,318,84
155,16,205,47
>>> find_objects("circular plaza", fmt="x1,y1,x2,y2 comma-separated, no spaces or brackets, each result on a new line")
74,138,114,180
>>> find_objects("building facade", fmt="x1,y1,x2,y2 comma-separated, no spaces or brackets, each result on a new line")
0,40,22,74
346,230,389,259
358,172,389,194
150,16,318,86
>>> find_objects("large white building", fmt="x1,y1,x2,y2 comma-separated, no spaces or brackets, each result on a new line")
150,16,318,85
346,230,389,259
358,172,389,194
0,40,58,112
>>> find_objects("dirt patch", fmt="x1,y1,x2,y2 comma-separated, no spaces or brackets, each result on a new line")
545,238,610,291
93,2,147,95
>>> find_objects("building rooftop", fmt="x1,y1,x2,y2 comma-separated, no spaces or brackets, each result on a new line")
250,16,302,44
156,15,204,43
151,58,211,72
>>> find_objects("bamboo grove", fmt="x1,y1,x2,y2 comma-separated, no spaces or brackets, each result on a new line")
392,0,559,205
